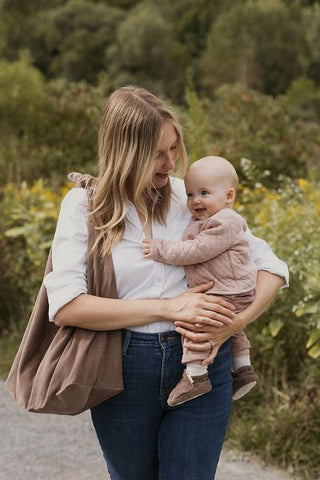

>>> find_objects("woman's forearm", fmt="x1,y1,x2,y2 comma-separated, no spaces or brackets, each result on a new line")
54,294,168,330
54,282,235,331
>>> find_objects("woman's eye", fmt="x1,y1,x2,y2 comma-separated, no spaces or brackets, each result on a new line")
170,145,177,151
201,191,209,196
156,152,162,160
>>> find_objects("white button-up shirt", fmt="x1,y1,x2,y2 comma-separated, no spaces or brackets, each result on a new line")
44,177,289,332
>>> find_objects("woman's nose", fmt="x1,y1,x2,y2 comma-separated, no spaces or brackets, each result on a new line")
164,151,176,169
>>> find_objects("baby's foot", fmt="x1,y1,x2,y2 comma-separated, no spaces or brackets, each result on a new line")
167,370,212,407
232,366,259,401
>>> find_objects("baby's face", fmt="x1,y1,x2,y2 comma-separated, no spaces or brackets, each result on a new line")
185,168,230,220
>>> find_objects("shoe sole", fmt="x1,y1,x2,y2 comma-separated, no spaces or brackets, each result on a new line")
168,388,212,407
232,381,257,401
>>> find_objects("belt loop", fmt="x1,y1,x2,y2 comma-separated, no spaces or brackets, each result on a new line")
122,330,132,355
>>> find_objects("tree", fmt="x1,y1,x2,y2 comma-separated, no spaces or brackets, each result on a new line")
183,85,320,182
157,0,229,58
30,0,124,83
303,3,320,86
200,0,307,96
0,56,107,184
107,1,188,100
0,55,48,135
285,76,320,121
89,0,139,7
0,0,65,60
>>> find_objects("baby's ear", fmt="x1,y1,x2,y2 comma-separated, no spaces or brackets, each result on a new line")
226,188,236,203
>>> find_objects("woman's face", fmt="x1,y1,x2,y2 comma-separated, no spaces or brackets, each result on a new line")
152,122,178,189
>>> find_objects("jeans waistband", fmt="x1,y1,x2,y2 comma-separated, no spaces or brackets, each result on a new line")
122,329,231,357
122,329,181,352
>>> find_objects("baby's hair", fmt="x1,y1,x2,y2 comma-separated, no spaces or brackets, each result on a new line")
189,155,239,191
229,163,239,192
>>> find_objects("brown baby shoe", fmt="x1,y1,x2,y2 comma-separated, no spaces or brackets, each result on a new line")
232,366,259,401
167,370,212,407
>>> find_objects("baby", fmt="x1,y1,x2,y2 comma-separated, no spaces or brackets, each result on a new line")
143,156,259,407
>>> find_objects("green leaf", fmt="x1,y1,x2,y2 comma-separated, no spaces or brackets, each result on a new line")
5,226,27,237
306,330,320,349
269,319,284,338
308,341,320,359
295,303,319,317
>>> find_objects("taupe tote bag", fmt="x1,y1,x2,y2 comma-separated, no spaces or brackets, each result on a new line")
4,180,123,415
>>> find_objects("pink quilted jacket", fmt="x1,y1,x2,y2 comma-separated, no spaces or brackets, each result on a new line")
150,208,257,295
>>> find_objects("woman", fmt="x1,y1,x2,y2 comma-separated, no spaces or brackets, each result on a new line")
45,86,288,480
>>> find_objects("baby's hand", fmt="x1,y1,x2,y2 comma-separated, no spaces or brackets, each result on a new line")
142,239,151,258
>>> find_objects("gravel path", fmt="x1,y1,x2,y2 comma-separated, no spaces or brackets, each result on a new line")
0,382,295,480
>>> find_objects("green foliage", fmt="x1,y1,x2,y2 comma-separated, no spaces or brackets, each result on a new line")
237,172,320,362
90,0,140,7
303,2,320,86
0,56,50,183
107,1,188,100
0,58,108,184
225,171,320,478
228,384,320,479
182,88,212,163
0,330,23,377
200,0,306,95
30,78,104,181
0,0,319,99
0,180,65,333
184,84,320,182
0,0,65,60
0,180,70,335
0,0,124,83
0,54,48,134
32,0,125,83
157,0,228,59
285,76,320,121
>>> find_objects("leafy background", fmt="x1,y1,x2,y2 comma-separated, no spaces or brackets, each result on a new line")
0,0,319,478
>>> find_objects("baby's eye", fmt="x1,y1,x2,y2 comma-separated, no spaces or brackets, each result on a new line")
186,192,193,198
201,191,209,196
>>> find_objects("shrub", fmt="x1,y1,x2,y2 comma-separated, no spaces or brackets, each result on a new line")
0,180,70,334
0,59,108,184
183,85,320,183
227,167,320,478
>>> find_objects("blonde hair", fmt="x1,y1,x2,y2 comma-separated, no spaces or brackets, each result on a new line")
90,86,187,256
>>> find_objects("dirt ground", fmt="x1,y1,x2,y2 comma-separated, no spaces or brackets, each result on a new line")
0,381,296,480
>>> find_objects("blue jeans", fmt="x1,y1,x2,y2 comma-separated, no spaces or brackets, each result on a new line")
91,330,232,480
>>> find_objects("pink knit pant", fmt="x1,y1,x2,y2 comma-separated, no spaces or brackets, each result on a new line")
182,290,256,364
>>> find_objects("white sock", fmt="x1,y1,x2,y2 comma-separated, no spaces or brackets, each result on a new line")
186,363,208,377
233,355,251,371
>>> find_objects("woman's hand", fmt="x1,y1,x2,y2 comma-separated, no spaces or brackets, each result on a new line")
174,320,240,365
174,271,285,365
165,282,235,329
142,239,151,258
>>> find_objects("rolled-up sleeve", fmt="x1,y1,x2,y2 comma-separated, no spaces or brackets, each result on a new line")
44,188,88,321
246,229,289,288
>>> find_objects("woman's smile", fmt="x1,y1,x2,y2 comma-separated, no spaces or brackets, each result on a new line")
152,122,178,188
